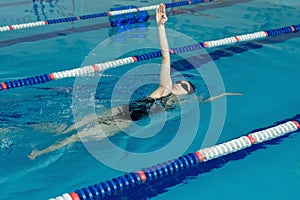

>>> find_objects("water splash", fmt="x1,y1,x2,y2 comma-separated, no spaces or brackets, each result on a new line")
0,137,14,156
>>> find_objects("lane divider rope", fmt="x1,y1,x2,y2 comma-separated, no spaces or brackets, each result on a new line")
1,23,299,92
0,0,212,32
50,119,300,200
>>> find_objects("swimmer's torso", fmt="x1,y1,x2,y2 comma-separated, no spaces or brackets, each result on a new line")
98,94,178,124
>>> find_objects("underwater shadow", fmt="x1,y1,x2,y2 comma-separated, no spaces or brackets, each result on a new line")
172,31,300,71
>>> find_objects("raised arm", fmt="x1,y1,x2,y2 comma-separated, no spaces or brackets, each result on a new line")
149,4,172,98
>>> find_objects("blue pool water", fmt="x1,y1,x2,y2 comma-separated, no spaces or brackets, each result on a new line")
1,0,300,199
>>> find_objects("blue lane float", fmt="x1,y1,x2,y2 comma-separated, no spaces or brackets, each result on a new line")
51,118,300,200
1,23,299,92
0,0,213,32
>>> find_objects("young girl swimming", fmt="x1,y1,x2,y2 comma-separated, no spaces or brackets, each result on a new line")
28,4,241,160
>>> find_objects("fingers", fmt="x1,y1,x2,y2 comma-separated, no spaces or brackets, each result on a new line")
160,4,165,14
225,92,243,96
157,3,165,14
156,3,167,25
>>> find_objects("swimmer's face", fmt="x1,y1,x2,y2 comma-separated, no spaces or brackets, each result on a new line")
172,80,194,95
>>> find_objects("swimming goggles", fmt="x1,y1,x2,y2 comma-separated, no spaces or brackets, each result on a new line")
176,81,191,93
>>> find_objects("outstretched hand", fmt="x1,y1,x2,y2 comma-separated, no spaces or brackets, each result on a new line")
156,4,168,26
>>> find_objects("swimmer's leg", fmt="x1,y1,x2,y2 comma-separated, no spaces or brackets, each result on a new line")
28,134,79,160
28,118,132,160
63,104,130,135
29,122,69,134
62,114,100,134
28,122,108,160
205,92,243,102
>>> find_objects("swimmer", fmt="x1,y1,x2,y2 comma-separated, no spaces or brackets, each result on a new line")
28,4,242,160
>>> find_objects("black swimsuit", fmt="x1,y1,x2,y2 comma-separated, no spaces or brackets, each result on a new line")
129,94,176,121
100,94,177,123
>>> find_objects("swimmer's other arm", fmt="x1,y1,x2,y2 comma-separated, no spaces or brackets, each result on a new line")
204,92,243,102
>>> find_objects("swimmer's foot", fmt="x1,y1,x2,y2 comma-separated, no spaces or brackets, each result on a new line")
28,150,39,160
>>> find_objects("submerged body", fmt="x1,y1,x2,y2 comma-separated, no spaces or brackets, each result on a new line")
28,94,175,159
28,94,178,160
28,92,241,160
